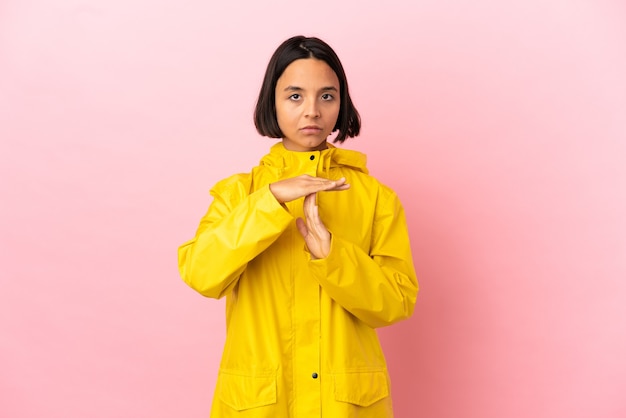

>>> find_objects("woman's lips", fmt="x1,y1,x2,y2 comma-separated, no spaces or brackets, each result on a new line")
300,126,322,135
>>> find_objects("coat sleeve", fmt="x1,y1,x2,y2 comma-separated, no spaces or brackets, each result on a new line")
308,187,419,328
177,175,293,299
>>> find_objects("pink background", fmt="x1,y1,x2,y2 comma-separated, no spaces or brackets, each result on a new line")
1,1,625,417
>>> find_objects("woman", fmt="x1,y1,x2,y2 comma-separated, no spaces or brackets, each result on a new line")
178,35,418,417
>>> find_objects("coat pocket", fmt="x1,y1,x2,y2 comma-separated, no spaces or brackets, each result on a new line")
216,368,277,411
332,368,390,407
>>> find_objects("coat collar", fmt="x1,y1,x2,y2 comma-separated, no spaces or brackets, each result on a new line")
259,142,369,175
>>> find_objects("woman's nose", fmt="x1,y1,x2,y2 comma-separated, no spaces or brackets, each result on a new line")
305,99,320,118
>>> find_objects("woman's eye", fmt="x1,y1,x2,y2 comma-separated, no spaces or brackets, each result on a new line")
321,93,334,101
289,94,301,100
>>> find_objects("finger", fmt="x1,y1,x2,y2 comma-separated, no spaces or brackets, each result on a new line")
303,193,316,218
296,217,308,238
311,206,328,236
305,196,318,225
316,177,349,192
303,195,320,235
323,177,346,189
327,183,350,191
304,195,328,236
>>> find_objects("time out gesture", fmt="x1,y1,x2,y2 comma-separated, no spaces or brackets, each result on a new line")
270,174,349,259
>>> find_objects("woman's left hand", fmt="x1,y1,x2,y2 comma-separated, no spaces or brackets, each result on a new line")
296,193,331,259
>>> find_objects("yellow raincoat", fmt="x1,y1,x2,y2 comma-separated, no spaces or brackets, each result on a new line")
178,142,418,417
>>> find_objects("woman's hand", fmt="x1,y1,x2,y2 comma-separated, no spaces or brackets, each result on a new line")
270,175,349,204
296,193,331,259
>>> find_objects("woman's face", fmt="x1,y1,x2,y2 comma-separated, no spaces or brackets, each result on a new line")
275,58,341,152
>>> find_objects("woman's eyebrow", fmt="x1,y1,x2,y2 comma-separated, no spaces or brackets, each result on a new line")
283,86,338,91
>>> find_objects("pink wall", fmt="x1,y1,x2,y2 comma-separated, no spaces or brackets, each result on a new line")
1,1,625,417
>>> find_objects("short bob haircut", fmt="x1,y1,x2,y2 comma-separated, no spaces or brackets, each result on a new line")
254,36,361,143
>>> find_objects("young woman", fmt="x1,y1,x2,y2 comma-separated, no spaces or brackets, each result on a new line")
178,35,418,418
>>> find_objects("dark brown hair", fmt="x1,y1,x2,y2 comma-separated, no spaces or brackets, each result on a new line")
254,36,361,143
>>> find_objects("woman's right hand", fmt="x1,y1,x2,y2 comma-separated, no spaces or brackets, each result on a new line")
269,175,349,203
